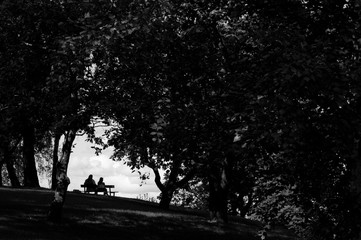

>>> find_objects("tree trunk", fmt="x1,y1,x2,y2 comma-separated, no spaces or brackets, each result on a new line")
5,149,20,187
350,138,361,240
1,139,21,187
208,179,228,223
152,167,171,209
48,128,76,223
159,188,175,210
208,159,229,223
0,160,4,186
22,124,40,187
51,132,61,190
152,165,195,210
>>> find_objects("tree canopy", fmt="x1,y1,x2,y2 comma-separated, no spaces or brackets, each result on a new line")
1,0,361,239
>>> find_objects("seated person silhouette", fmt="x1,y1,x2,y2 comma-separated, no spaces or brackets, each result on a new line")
97,177,108,196
84,174,97,193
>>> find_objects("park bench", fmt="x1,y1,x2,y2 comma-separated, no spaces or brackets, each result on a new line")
81,184,118,196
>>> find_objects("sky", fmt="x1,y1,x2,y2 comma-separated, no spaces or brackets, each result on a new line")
39,130,161,200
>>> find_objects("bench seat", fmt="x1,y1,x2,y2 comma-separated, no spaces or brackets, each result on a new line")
81,184,116,196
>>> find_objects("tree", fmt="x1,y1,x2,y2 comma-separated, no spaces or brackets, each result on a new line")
0,0,64,188
225,1,361,239
0,0,111,220
97,1,236,213
48,0,134,222
4,1,361,236
2,139,21,187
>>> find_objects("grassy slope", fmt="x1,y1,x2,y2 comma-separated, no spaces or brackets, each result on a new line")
0,187,298,240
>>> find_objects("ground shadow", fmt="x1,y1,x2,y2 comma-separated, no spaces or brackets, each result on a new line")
0,187,298,240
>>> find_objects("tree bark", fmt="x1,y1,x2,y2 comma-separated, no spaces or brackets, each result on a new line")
0,160,4,186
350,138,361,240
208,158,229,223
22,124,40,187
152,167,164,192
51,132,61,190
159,188,174,210
5,149,20,187
1,139,21,187
152,167,172,209
48,128,76,223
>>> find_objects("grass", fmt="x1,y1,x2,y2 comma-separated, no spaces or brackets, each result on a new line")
0,187,299,240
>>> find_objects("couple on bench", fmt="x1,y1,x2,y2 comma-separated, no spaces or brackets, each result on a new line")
84,174,108,195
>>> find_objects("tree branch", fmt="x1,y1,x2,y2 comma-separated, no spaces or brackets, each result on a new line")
152,167,165,192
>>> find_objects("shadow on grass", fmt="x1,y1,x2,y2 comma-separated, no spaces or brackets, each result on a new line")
0,187,298,240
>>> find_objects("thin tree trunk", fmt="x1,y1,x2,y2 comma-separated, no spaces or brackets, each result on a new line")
22,124,40,187
0,160,4,187
48,128,77,222
350,138,361,240
51,132,61,190
152,167,164,190
5,149,20,187
2,139,21,187
152,167,169,209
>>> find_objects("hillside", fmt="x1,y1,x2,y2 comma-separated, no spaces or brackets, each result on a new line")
0,187,298,240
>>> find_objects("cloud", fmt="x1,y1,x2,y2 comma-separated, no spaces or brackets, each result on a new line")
64,134,161,198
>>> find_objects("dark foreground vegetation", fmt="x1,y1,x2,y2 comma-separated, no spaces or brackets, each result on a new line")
0,187,297,240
